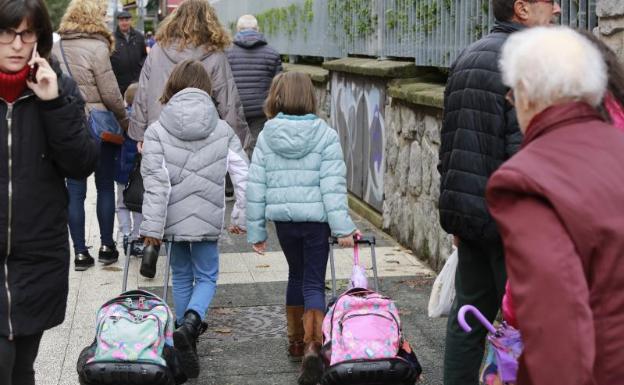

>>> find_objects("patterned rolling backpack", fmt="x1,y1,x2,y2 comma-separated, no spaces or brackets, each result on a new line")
77,242,186,385
321,236,422,385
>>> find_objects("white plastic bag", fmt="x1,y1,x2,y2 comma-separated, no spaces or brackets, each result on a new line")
428,246,458,318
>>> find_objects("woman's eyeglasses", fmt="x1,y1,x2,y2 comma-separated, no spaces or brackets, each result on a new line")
0,29,38,44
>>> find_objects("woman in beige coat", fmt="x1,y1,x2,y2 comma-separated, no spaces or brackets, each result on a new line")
52,0,128,271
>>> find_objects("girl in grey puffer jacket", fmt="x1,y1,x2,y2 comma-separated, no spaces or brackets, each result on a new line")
140,60,248,378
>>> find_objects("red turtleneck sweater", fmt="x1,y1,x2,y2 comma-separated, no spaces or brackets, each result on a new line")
0,66,29,103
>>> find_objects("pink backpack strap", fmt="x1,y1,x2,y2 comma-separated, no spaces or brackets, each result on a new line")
605,93,624,131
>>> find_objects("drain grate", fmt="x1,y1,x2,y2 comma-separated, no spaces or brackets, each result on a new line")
204,305,285,342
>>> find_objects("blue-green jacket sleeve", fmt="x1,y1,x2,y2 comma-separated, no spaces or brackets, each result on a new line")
319,129,357,237
246,134,268,243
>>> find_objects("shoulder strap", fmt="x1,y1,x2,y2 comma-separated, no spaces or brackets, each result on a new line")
58,39,75,79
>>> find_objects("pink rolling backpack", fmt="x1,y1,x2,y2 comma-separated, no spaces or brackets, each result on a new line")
322,287,402,364
320,235,421,384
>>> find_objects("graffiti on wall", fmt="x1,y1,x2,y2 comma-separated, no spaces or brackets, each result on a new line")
330,73,386,211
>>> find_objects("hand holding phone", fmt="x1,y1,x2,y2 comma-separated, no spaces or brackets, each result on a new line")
27,43,38,84
26,43,59,101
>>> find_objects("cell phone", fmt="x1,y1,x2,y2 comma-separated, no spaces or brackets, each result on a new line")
28,43,38,84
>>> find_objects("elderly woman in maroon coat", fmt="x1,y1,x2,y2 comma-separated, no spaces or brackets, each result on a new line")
486,26,624,385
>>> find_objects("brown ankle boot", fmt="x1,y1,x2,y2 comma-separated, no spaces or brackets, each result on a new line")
286,305,305,361
298,309,325,385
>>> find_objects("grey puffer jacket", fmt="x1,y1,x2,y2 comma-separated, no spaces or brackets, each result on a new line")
129,43,250,150
140,88,249,242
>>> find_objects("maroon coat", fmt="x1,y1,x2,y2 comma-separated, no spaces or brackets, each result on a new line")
486,102,624,385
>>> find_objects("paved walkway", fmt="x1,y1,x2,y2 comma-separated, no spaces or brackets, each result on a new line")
35,177,446,385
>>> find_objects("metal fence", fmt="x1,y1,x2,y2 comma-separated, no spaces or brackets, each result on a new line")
212,0,597,68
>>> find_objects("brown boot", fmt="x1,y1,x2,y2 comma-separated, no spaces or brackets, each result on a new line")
286,306,305,361
298,309,324,385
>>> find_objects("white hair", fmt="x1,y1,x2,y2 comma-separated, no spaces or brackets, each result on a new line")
237,14,258,31
500,26,607,107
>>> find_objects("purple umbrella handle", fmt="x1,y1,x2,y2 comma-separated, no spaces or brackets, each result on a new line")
458,305,497,334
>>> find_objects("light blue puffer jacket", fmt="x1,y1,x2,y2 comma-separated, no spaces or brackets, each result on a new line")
246,113,356,244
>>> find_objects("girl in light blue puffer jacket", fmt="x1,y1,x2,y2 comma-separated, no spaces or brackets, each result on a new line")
246,72,358,385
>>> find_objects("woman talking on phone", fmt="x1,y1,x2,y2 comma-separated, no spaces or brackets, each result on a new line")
0,0,98,383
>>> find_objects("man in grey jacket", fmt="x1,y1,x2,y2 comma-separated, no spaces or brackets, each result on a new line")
226,14,282,153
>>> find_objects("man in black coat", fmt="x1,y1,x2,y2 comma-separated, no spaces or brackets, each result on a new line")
437,1,560,384
226,14,282,154
110,11,147,96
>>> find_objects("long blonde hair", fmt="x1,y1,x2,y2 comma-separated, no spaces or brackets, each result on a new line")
155,0,231,52
57,0,114,52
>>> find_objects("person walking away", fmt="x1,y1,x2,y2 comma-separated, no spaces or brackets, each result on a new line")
487,26,624,385
0,0,98,383
114,82,143,255
129,0,250,157
226,14,282,154
52,0,129,271
246,72,359,385
437,1,560,384
110,10,147,96
140,60,248,379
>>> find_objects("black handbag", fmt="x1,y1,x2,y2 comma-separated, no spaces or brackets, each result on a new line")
123,154,144,213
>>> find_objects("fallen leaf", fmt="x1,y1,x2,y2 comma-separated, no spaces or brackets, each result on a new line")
102,266,122,272
212,308,237,316
399,310,412,316
212,327,232,334
256,264,270,268
386,260,400,264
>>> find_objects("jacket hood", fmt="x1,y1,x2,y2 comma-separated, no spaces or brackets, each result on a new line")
60,32,113,52
263,113,325,159
158,88,219,141
161,43,213,64
234,30,268,48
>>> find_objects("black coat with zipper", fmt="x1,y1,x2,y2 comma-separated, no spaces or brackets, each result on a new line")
0,65,98,338
437,21,524,241
110,27,147,96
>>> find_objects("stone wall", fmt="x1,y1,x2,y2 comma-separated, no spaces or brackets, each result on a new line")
383,98,452,271
596,0,624,61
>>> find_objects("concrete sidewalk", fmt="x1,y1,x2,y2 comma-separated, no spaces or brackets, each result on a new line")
35,177,446,385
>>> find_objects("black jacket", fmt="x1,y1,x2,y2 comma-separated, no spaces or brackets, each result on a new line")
0,66,98,338
111,27,147,95
226,30,282,120
438,21,524,241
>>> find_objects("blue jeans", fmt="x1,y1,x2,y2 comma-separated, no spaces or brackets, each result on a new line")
275,222,330,311
170,241,219,321
67,142,117,253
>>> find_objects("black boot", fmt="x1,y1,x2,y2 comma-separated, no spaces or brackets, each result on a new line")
74,251,94,271
98,244,119,265
174,310,203,378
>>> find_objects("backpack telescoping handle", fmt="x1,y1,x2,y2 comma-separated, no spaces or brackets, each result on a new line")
122,238,173,303
328,235,379,299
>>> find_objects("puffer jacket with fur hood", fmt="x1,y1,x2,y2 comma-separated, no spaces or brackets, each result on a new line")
140,88,249,242
52,32,127,125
